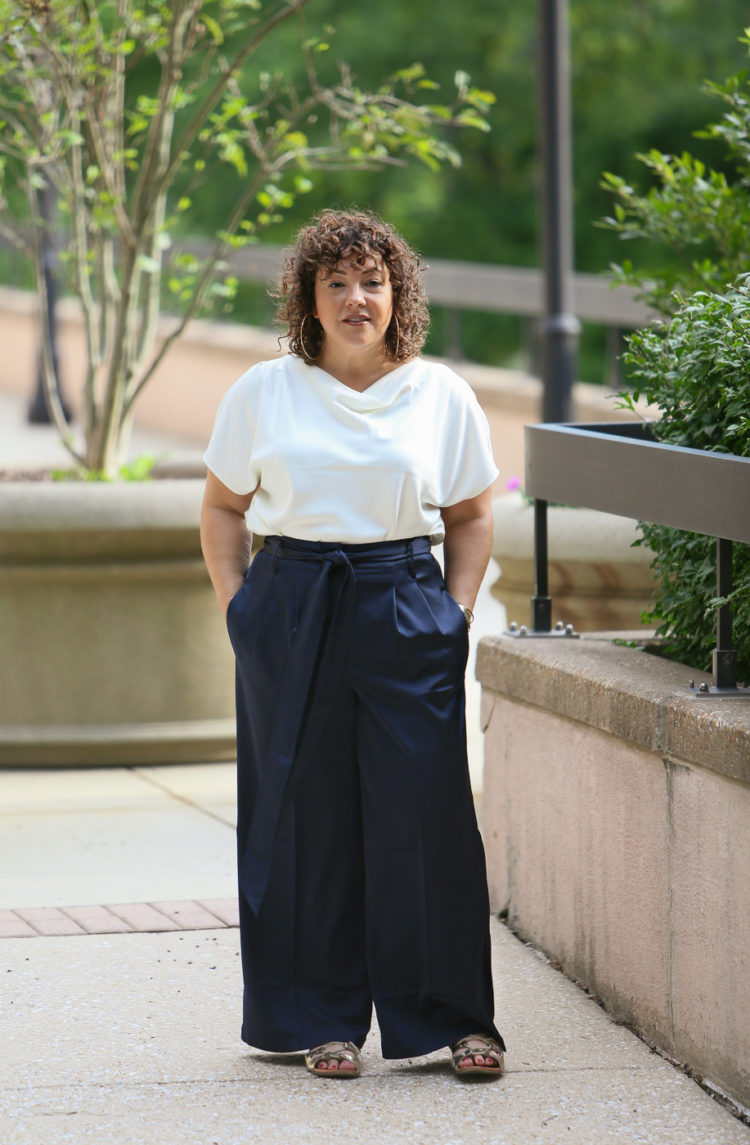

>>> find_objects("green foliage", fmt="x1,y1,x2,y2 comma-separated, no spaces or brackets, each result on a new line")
3,1,750,408
601,152,750,315
173,0,750,375
600,28,750,315
621,284,750,676
52,452,161,481
624,288,750,455
0,0,488,477
603,32,750,674
253,0,750,270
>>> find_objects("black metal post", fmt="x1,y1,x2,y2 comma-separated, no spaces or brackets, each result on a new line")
539,0,580,423
532,498,552,632
713,537,737,690
28,180,69,424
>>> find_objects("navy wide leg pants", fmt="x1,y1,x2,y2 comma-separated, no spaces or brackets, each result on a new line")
226,535,502,1059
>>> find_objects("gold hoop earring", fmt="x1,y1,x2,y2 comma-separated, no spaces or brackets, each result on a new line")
390,315,401,359
300,313,318,360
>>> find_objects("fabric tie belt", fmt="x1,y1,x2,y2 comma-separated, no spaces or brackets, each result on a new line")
239,534,432,915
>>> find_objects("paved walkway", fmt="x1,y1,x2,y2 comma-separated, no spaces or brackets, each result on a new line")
2,392,750,1142
1,764,749,1145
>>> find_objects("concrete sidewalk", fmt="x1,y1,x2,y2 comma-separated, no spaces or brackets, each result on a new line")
2,764,750,1145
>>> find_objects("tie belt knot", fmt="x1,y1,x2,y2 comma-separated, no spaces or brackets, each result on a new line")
323,548,355,571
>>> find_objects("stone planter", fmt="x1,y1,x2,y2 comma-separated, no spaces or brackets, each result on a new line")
0,480,236,766
491,491,657,632
477,631,750,1109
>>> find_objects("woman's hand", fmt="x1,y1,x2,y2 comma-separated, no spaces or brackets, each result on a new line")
200,470,255,618
440,486,494,618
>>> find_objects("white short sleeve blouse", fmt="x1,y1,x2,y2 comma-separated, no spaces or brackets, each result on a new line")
203,354,498,545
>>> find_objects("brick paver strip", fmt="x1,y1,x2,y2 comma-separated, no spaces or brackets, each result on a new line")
63,905,134,934
0,910,37,938
151,900,229,930
197,898,240,927
1,899,241,938
106,902,181,932
15,907,87,937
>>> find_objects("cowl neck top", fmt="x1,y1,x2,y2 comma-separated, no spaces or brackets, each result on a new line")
310,360,417,412
203,354,498,545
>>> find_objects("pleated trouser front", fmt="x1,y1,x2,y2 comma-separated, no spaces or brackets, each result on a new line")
226,534,502,1060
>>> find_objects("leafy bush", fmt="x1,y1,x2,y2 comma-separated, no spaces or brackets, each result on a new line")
620,284,750,676
600,30,750,317
600,31,750,675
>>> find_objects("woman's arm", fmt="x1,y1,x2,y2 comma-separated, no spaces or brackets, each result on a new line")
440,486,494,613
200,469,255,618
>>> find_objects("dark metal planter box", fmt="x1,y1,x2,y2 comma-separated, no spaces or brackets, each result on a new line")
520,422,750,694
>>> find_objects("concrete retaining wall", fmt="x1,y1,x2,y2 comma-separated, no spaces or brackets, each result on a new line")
477,632,750,1109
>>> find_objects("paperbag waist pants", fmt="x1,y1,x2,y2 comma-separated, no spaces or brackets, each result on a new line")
226,534,501,1059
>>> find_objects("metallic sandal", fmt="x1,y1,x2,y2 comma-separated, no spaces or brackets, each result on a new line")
451,1034,505,1078
305,1040,362,1078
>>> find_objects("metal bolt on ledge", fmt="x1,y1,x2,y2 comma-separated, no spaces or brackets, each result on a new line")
505,618,579,640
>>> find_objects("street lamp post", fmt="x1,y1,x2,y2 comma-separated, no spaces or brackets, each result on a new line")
539,0,580,424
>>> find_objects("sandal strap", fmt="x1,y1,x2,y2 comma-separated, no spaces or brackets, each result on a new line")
451,1034,504,1065
306,1040,360,1067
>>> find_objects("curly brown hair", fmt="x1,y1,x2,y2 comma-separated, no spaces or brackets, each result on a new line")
274,208,429,364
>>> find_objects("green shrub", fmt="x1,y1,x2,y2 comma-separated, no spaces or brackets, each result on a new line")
601,31,750,675
600,33,750,318
620,284,750,676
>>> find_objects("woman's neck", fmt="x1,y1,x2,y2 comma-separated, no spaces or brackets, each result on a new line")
316,346,399,392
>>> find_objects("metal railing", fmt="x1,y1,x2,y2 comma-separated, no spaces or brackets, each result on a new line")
179,240,654,384
515,421,750,696
183,240,650,322
0,231,653,384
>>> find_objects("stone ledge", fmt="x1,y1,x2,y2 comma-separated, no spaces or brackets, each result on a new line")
0,478,207,563
0,719,237,767
476,631,750,785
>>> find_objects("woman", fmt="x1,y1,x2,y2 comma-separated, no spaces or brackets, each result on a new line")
200,209,506,1079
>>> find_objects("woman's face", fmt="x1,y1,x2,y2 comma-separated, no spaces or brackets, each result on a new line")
313,254,393,362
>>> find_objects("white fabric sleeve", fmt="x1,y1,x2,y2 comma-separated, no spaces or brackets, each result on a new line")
437,377,499,506
202,368,262,495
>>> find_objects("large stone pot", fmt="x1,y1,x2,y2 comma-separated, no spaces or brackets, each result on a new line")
491,491,657,632
0,480,236,766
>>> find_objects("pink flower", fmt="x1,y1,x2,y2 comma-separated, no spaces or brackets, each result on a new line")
506,475,521,492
